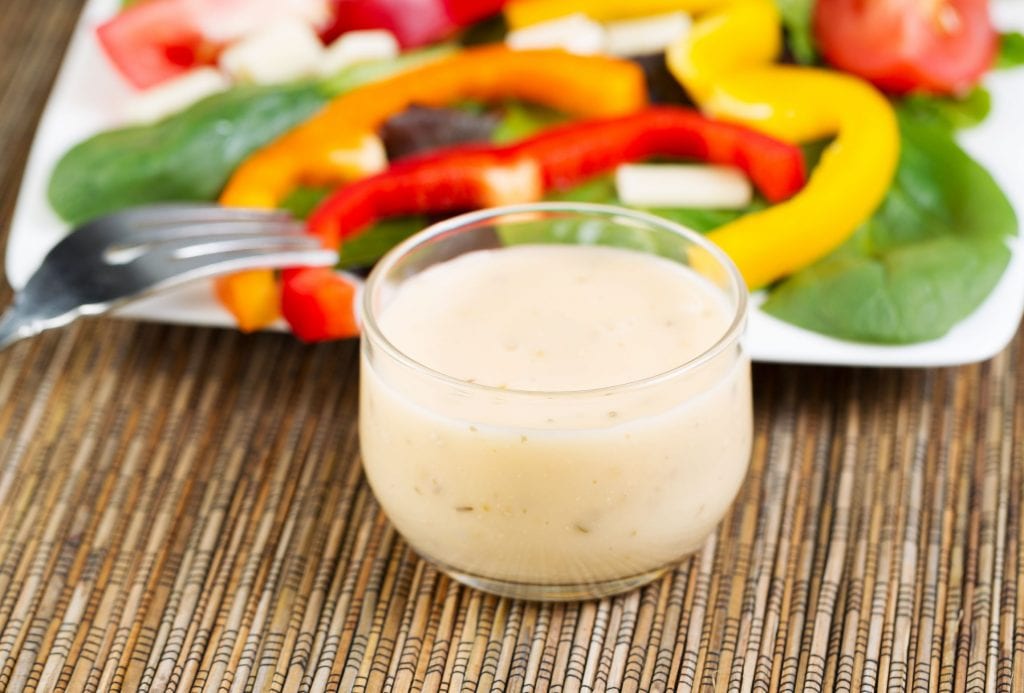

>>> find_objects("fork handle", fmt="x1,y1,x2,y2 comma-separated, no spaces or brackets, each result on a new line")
0,307,39,351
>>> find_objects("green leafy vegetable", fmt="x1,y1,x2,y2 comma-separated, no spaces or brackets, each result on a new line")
997,31,1024,69
498,175,762,260
280,186,333,219
899,88,991,130
337,217,428,269
491,101,570,144
775,0,818,65
48,49,451,225
761,110,1017,344
49,82,324,225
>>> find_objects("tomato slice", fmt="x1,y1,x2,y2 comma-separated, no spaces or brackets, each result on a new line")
96,0,212,89
814,0,997,95
96,0,330,90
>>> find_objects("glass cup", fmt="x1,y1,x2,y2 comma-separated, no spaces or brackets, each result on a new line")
359,202,752,601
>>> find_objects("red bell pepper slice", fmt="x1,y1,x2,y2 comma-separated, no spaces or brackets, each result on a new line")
512,107,807,202
308,106,805,249
280,268,361,342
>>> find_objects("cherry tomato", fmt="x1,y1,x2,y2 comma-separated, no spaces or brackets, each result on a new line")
814,0,997,95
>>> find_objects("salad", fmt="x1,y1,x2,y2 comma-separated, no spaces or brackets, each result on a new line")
44,0,1024,345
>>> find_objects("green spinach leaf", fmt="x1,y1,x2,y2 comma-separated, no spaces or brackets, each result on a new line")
491,101,570,144
899,88,991,130
336,216,428,269
997,31,1024,69
776,0,818,65
280,185,333,219
48,48,450,225
761,111,1017,344
49,81,326,225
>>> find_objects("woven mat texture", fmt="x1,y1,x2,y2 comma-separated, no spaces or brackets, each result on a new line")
1,1,1022,691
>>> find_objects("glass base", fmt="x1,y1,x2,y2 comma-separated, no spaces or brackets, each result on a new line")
437,562,672,602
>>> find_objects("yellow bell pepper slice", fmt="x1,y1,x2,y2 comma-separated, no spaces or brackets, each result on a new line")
667,0,899,289
505,0,723,27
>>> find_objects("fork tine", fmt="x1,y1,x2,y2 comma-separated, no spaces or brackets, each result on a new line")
141,248,340,291
125,219,308,245
156,234,327,260
56,206,300,256
107,203,293,228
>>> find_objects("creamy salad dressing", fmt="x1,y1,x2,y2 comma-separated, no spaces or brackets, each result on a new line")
360,244,751,585
377,245,730,391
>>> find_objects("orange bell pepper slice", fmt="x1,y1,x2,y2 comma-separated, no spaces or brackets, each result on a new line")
219,46,648,210
213,269,281,332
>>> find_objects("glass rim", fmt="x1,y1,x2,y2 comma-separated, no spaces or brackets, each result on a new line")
361,201,749,398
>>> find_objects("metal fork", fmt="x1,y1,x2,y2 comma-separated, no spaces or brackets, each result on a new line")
0,204,337,350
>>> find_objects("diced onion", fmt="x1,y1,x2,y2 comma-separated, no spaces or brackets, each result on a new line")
604,12,691,57
615,163,753,209
219,19,324,85
506,13,606,55
319,30,400,76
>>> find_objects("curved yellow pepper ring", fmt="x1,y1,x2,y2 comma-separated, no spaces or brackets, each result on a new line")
666,0,899,289
505,0,724,27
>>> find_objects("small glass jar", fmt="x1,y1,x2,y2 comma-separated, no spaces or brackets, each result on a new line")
360,202,751,601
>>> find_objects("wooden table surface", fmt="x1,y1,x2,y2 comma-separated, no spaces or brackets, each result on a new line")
1,2,1022,691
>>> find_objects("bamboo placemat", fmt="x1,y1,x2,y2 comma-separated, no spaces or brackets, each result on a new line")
1,2,1022,691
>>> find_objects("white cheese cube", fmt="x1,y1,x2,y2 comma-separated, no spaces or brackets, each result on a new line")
331,133,389,177
124,67,230,123
506,13,606,55
604,12,691,57
615,163,753,209
319,30,400,76
219,19,325,85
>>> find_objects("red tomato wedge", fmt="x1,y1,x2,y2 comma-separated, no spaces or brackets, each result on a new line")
96,0,331,90
814,0,997,95
96,0,212,89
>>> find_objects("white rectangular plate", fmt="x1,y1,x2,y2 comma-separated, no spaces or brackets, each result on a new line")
6,0,1024,366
